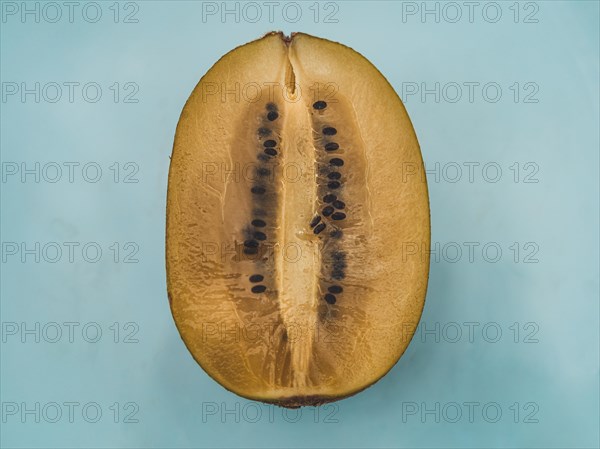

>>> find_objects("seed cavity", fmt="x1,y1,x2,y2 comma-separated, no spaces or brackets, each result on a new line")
332,270,344,280
252,219,266,227
267,111,279,121
264,148,277,156
249,274,264,283
331,251,347,279
251,186,266,194
251,285,267,294
306,96,361,307
333,260,346,271
256,167,270,177
313,223,326,235
244,247,258,255
257,127,271,137
264,139,277,147
332,251,346,263
330,229,343,239
244,240,259,248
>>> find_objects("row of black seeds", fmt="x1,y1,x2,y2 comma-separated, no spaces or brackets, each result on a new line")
310,100,346,305
248,103,280,295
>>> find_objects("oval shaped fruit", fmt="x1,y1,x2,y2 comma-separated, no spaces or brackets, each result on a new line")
166,32,430,407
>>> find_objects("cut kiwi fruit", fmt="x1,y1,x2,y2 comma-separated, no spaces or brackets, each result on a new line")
166,32,430,407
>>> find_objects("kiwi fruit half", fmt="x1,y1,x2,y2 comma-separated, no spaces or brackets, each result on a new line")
166,32,430,407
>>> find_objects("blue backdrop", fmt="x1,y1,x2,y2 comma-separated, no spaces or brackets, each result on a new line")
1,1,599,447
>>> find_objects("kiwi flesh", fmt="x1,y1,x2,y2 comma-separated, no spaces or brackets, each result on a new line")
166,32,430,407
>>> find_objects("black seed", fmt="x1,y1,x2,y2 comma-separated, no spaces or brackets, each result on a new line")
244,240,259,248
254,231,267,241
313,101,327,110
328,181,341,189
258,127,271,137
332,251,346,267
332,251,345,261
264,139,277,148
333,260,347,270
332,212,346,220
251,186,266,194
322,206,334,217
267,111,279,121
264,148,277,156
252,285,267,293
333,200,345,209
249,274,264,283
328,285,343,294
310,215,321,228
323,194,337,203
324,293,337,305
266,103,277,112
330,229,343,239
244,247,258,255
325,142,339,151
332,270,345,280
323,127,337,136
328,172,341,180
252,219,266,228
256,167,270,177
330,158,344,167
258,153,270,162
314,223,326,234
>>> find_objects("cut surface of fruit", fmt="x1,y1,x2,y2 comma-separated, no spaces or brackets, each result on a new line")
166,32,430,407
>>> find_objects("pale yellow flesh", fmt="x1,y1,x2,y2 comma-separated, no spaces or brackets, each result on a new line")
166,32,430,405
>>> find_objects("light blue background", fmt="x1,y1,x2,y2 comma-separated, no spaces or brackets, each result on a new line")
1,1,598,448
